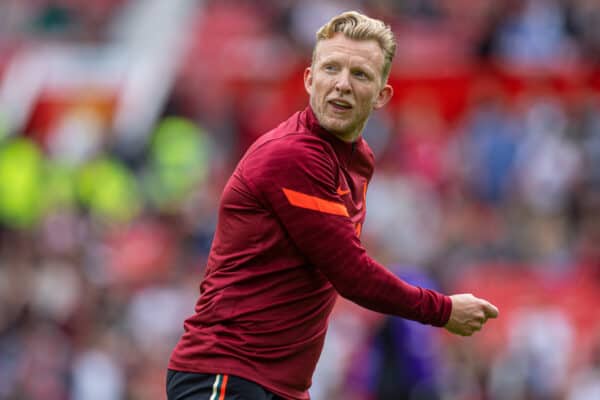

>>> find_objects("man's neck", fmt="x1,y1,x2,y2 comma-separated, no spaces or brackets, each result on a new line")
331,130,361,143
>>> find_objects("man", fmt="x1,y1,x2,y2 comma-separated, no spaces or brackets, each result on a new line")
167,10,498,400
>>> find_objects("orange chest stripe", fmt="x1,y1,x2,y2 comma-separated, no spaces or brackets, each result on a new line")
282,188,349,217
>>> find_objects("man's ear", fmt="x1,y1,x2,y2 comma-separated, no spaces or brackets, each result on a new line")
304,67,313,96
373,84,394,110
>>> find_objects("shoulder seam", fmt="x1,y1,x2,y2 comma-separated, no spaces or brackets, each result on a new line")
245,130,328,156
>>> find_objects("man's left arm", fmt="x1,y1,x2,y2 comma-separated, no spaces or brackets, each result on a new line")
245,138,452,327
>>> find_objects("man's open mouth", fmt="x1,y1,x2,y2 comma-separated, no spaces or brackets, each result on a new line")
329,99,353,110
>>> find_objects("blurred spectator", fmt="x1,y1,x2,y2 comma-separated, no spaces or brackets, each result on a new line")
457,77,521,206
514,84,582,215
354,268,445,400
493,0,579,69
487,306,574,399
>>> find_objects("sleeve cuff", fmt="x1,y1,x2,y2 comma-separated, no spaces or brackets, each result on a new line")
432,294,452,327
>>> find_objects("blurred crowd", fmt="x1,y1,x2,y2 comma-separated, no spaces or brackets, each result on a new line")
1,0,600,399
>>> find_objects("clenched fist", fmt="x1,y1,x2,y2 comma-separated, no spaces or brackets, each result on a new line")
445,293,499,336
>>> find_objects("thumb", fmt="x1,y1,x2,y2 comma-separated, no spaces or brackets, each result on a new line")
482,301,499,319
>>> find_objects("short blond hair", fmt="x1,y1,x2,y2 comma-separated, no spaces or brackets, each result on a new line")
313,11,396,82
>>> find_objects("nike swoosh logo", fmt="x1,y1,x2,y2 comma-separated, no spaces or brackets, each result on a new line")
336,186,351,196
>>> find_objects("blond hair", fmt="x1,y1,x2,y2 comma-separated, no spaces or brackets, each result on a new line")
313,11,396,82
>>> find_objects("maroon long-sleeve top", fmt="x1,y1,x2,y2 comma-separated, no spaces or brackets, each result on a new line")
169,106,452,400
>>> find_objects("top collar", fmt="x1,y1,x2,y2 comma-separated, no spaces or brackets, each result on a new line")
302,105,362,153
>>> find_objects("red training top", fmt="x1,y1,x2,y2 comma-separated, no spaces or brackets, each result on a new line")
169,107,452,400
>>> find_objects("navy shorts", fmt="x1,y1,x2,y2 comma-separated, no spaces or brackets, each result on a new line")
166,370,284,400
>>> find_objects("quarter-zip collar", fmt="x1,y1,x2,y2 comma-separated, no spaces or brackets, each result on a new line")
302,106,362,168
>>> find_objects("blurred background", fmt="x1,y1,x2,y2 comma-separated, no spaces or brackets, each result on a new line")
1,0,600,399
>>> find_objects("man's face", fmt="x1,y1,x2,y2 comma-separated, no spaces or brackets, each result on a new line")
304,33,393,142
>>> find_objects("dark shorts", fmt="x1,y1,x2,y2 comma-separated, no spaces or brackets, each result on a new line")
166,369,284,400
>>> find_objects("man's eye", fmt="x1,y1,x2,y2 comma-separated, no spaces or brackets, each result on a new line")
353,71,368,79
324,65,337,72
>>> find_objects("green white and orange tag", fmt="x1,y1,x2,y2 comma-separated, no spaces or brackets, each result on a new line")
209,374,229,400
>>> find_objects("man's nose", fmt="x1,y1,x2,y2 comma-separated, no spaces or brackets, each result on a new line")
334,70,351,94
